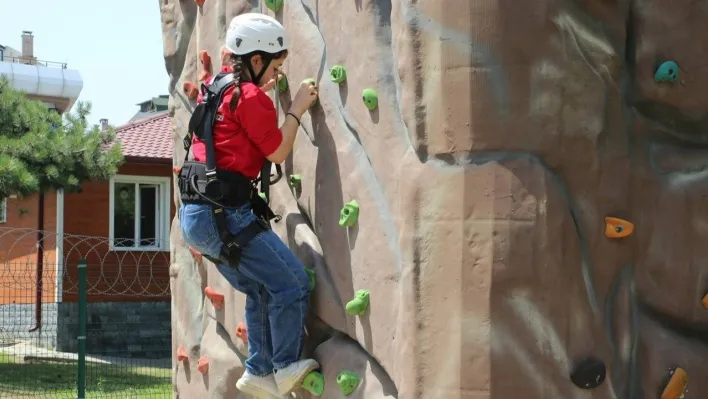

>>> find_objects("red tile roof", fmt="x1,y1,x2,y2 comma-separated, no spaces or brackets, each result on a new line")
114,111,173,162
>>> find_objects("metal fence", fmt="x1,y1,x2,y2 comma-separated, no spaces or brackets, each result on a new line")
0,228,172,398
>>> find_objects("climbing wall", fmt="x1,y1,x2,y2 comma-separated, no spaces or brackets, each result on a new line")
161,0,707,398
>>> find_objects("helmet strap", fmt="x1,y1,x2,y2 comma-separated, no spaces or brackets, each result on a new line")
245,53,273,86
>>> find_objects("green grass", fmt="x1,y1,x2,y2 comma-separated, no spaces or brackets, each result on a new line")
0,353,171,398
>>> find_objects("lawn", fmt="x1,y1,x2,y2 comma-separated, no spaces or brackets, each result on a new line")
0,353,172,398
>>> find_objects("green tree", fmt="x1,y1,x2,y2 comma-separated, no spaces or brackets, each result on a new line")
0,75,124,198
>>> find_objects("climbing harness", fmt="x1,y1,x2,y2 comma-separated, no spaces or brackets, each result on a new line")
178,71,283,267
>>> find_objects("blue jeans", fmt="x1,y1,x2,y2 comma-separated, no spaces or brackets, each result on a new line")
179,202,311,376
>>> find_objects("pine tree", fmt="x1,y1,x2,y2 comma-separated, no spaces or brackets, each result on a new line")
0,75,124,198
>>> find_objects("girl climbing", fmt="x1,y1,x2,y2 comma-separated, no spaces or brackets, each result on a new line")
179,12,319,399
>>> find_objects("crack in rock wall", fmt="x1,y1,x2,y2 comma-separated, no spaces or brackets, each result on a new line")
161,0,708,398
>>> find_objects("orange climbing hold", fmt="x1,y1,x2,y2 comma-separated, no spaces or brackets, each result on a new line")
204,286,224,309
197,356,209,374
661,367,687,399
604,216,634,238
177,345,189,362
235,321,248,344
198,50,212,82
702,293,708,309
183,81,198,100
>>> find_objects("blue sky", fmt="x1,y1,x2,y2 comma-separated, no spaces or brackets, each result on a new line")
0,0,169,127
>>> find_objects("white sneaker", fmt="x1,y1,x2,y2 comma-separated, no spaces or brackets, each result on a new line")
236,371,288,399
274,359,320,395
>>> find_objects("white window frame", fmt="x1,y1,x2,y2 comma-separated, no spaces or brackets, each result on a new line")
0,198,7,223
108,175,170,251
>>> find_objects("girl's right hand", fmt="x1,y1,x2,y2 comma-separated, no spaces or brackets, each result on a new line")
292,79,318,116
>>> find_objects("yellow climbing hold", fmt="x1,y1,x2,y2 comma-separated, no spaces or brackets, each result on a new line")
604,216,634,238
660,367,687,399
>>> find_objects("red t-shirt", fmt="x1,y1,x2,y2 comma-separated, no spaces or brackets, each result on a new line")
191,67,283,179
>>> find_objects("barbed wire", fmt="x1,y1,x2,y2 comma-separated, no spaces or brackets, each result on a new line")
0,227,171,298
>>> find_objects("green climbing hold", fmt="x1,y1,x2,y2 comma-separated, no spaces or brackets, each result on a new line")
302,78,319,105
301,371,325,396
265,0,283,13
289,174,302,189
330,65,347,84
345,289,370,315
654,61,679,83
277,73,289,92
339,200,359,227
258,192,267,201
362,88,378,110
336,370,361,395
305,267,316,291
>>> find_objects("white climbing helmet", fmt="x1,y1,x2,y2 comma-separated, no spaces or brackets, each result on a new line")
224,13,289,56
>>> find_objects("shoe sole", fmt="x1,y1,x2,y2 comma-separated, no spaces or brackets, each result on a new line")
277,361,320,396
236,380,285,399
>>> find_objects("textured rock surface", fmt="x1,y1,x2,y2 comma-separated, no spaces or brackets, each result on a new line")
161,0,708,398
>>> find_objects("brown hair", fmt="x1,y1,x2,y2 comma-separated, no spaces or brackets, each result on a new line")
228,55,247,113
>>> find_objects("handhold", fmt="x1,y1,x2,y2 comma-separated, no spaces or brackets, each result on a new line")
302,78,319,106
305,267,316,291
604,216,634,238
362,88,378,110
336,370,361,395
288,174,302,189
259,192,267,201
177,345,189,362
265,0,284,12
330,65,347,84
570,357,606,389
301,371,325,396
204,286,224,310
339,200,359,227
661,367,688,399
197,356,209,374
198,50,212,82
183,81,199,100
195,0,205,6
277,73,289,92
702,293,708,309
655,61,679,83
235,321,248,344
345,289,370,315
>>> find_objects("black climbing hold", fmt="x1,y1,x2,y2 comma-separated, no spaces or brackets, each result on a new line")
570,357,606,389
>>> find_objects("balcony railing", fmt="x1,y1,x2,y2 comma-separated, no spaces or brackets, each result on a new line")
1,55,67,69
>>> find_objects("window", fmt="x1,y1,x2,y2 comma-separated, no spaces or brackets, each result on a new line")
0,198,6,223
109,175,170,251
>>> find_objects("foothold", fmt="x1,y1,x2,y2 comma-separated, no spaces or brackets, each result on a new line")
336,370,361,395
345,289,370,315
362,88,378,110
604,216,634,238
661,367,688,399
177,345,189,362
265,0,284,12
302,78,319,106
301,371,325,396
702,293,708,309
305,267,316,291
570,357,606,389
330,65,347,84
183,81,199,100
655,61,679,83
259,192,267,201
235,321,248,344
204,286,224,310
195,0,205,6
197,356,209,374
288,174,302,189
339,200,360,227
277,73,289,92
198,50,212,82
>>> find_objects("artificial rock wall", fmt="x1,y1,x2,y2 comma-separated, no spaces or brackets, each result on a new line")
160,0,706,398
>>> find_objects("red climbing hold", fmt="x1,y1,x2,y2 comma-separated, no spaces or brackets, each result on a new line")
236,321,248,344
177,345,189,362
198,50,212,82
194,0,205,6
197,356,209,374
220,46,232,66
189,246,202,263
204,286,224,310
183,81,198,100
